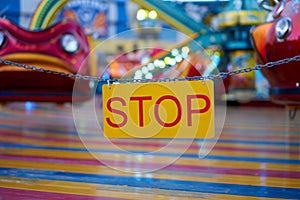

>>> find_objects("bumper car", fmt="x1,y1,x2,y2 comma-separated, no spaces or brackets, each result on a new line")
0,18,92,103
251,0,300,106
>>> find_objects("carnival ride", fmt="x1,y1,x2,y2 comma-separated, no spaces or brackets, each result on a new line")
122,0,267,102
3,0,268,102
0,18,92,103
251,0,300,117
120,0,300,109
1,0,299,109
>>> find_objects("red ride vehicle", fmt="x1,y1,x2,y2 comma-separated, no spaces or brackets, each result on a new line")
0,18,92,103
251,0,300,110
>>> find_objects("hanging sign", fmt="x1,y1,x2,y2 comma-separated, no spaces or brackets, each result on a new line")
102,80,214,138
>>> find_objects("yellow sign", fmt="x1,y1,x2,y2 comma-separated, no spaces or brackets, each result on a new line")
102,80,214,138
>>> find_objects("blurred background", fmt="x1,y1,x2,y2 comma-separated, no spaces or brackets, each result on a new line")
0,0,272,104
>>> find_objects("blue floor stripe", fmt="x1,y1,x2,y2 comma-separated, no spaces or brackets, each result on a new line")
0,112,73,123
0,167,299,199
215,139,300,146
0,142,299,164
0,124,84,136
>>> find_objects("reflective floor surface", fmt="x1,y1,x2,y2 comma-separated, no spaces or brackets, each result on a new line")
0,102,299,199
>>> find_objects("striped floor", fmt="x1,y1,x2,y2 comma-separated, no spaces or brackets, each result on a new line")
0,101,299,199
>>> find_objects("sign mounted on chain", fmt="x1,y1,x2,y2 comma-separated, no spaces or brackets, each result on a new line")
102,80,214,138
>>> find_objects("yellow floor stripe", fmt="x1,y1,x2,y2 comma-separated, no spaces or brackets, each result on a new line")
1,148,299,172
1,127,299,151
0,136,298,159
0,178,282,200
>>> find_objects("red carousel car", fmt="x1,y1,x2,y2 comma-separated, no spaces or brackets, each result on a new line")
0,18,92,103
251,0,300,107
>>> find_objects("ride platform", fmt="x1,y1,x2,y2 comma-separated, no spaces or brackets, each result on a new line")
0,102,299,199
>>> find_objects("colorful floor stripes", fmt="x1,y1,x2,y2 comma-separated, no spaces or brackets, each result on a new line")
0,102,299,199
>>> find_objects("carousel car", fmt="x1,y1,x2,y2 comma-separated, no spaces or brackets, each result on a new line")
251,0,300,106
0,18,92,103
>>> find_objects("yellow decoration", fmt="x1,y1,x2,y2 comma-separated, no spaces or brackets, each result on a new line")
30,0,70,30
218,10,268,29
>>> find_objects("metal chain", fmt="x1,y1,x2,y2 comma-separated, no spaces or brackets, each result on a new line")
0,55,300,84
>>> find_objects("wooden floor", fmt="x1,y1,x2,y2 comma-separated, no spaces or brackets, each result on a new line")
0,101,299,199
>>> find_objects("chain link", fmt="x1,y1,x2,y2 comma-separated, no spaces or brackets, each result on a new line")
0,55,300,84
